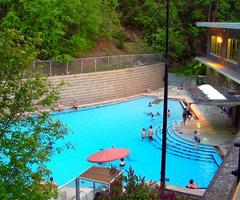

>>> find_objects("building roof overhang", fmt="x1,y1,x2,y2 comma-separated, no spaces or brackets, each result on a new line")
79,166,122,185
187,85,240,106
196,22,240,30
196,57,240,85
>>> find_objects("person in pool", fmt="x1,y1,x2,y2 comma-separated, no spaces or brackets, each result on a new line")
186,179,198,189
141,128,146,139
120,158,125,167
50,177,58,187
148,125,154,140
151,114,155,120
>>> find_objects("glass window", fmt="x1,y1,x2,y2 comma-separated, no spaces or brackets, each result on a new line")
210,36,222,56
227,38,239,62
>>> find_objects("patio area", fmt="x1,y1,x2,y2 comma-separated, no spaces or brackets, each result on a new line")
153,86,238,147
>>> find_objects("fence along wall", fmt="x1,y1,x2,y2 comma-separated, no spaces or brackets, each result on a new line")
37,54,162,76
49,64,164,105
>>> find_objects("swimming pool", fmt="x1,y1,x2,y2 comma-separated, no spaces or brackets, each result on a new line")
48,97,221,188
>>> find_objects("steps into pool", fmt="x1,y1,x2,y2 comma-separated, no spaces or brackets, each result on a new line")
153,127,222,165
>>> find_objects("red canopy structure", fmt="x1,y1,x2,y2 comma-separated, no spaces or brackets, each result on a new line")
87,148,130,163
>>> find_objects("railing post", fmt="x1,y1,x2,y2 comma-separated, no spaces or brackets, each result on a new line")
32,61,35,72
66,61,69,75
132,55,134,67
119,55,121,68
75,177,80,200
108,56,110,70
95,58,97,72
81,59,83,73
93,182,96,197
49,61,52,76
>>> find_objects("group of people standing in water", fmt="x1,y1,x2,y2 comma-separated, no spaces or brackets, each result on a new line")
141,126,154,140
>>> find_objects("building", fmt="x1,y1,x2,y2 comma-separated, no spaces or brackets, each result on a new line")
195,22,240,130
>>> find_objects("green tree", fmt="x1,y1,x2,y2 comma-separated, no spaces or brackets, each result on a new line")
0,0,120,60
0,29,69,200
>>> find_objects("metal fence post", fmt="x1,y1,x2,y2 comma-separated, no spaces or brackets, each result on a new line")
75,177,80,200
119,55,121,68
95,58,97,72
49,61,52,76
66,61,69,75
32,61,35,72
131,55,134,67
108,56,110,70
81,59,83,73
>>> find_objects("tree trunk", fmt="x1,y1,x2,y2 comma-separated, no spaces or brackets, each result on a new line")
208,0,212,22
212,0,219,22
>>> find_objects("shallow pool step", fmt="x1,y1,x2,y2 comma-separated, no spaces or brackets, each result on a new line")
156,131,216,157
153,130,219,163
152,141,215,163
166,136,216,154
153,139,213,161
167,129,215,151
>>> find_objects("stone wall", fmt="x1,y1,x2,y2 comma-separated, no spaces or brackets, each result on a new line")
203,138,239,200
49,64,164,105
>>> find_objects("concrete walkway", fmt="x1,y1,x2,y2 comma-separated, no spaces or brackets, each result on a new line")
153,86,237,147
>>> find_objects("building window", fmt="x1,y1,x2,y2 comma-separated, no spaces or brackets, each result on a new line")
210,36,222,56
227,38,239,63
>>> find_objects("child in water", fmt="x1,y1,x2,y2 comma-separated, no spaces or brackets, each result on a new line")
141,128,146,139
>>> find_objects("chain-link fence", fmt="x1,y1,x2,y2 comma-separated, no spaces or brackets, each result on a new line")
34,54,162,76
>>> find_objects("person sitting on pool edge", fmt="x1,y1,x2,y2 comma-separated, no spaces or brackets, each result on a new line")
186,179,198,189
72,100,78,110
120,158,125,167
57,102,65,112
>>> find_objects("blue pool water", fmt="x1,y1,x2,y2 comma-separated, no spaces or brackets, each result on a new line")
49,97,221,188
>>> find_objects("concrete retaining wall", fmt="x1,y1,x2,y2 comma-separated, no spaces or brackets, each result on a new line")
49,64,164,105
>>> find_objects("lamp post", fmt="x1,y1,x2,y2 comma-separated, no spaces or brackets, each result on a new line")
160,0,170,188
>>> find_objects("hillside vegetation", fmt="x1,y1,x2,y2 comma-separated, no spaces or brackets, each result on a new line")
1,0,240,65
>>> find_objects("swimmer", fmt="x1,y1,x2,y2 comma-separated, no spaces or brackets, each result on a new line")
120,158,125,167
148,125,154,140
167,109,171,117
151,114,155,120
141,128,146,139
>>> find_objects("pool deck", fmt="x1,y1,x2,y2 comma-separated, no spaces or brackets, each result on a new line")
151,86,238,147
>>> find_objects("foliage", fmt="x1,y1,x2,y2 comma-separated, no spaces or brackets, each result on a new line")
0,0,120,60
122,167,160,199
171,59,206,76
118,0,240,71
98,167,176,200
0,29,70,200
0,0,239,67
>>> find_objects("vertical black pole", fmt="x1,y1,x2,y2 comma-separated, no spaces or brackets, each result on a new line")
161,0,169,187
238,148,240,183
